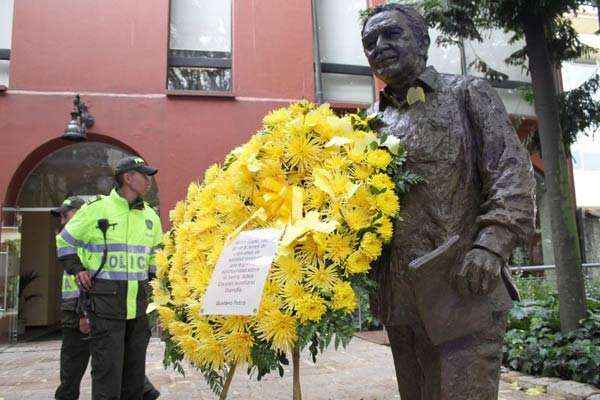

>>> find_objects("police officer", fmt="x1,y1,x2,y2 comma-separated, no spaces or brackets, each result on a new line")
52,196,88,400
56,156,163,400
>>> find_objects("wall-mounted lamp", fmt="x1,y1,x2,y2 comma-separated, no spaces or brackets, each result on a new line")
60,94,95,141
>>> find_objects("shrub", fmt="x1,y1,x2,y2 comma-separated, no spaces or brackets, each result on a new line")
503,275,600,387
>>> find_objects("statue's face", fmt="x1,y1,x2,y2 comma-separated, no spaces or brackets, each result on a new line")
362,10,427,87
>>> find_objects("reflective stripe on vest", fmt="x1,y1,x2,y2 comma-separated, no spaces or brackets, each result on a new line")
62,289,80,300
59,230,151,254
95,271,148,281
61,273,80,301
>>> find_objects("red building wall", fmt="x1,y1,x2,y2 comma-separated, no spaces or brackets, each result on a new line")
0,0,316,226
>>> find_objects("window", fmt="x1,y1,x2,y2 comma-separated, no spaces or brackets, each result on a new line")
314,0,374,104
0,0,14,88
167,0,232,92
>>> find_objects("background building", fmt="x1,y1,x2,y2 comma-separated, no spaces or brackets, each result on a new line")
0,0,541,342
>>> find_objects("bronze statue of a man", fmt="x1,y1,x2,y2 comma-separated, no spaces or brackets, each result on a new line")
362,4,535,399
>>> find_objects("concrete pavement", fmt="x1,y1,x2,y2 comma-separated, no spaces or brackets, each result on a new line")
0,336,561,399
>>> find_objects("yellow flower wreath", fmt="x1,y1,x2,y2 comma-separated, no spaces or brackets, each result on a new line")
154,101,401,378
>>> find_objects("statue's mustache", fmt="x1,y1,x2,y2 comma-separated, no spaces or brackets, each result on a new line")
372,48,407,66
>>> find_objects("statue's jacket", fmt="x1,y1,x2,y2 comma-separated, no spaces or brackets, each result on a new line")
369,67,536,342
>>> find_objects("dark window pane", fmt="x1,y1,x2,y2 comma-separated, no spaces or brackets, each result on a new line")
167,66,231,92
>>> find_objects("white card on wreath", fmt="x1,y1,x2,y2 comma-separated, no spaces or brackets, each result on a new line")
201,228,282,316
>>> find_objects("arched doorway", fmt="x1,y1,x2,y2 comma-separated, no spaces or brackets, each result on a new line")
0,141,159,342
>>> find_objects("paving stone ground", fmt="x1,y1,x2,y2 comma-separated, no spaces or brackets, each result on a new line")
0,336,561,400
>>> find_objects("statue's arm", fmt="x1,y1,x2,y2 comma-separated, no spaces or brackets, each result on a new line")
466,78,536,262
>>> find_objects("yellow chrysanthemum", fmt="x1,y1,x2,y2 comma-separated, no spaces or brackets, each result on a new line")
375,190,400,216
295,294,326,323
204,164,222,184
217,316,251,334
325,232,355,264
150,279,170,306
377,217,394,242
351,163,373,181
170,282,190,306
257,309,297,352
346,251,372,274
342,205,372,232
157,306,175,325
281,282,308,311
366,149,392,170
305,263,339,291
187,266,212,295
168,321,192,337
272,254,303,285
324,155,350,171
369,173,395,191
169,201,186,226
163,231,175,250
305,187,328,211
332,282,357,312
191,316,215,337
360,232,383,260
263,107,292,128
155,250,170,280
297,233,327,265
198,334,226,370
177,334,201,361
223,331,254,363
285,133,320,172
347,146,365,163
349,186,375,210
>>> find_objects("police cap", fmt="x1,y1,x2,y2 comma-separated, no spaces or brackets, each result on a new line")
114,156,158,177
51,196,86,217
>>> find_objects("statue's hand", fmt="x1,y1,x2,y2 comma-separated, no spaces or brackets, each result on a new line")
453,248,503,297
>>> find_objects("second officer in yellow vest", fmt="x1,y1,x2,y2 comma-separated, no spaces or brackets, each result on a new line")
53,196,88,400
56,156,162,400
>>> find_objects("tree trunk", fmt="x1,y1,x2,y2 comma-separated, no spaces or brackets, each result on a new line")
522,15,588,332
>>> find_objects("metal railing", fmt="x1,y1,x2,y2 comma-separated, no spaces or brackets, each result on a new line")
509,263,600,272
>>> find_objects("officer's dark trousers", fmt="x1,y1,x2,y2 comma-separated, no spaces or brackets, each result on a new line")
55,313,90,400
386,311,507,400
89,314,150,400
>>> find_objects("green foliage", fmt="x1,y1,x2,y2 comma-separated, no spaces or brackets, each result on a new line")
560,74,600,144
517,74,600,150
202,368,225,396
352,278,382,331
504,275,600,386
246,336,288,381
18,270,42,321
162,333,186,377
